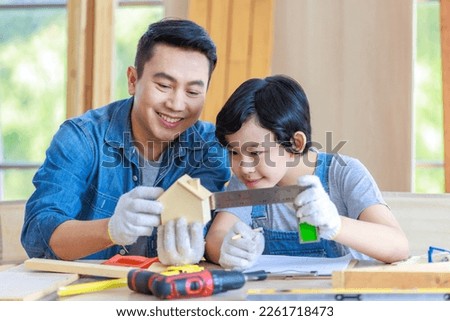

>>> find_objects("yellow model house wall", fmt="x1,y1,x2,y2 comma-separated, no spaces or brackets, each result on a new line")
158,175,212,225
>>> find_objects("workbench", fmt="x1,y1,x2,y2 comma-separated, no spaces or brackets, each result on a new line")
1,258,449,301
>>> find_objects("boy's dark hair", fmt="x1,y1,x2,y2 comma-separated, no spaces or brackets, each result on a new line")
215,75,312,154
135,18,217,81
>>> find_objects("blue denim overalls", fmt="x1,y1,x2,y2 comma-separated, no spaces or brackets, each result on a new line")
251,153,346,257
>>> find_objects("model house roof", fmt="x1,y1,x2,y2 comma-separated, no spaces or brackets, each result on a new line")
173,174,212,200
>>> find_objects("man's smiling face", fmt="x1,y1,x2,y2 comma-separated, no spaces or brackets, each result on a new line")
128,43,210,147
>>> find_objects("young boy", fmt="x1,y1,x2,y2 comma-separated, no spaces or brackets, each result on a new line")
205,75,409,270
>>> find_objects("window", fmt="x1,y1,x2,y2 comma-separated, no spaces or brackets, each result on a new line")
414,0,444,192
114,3,164,100
0,0,163,201
0,2,67,200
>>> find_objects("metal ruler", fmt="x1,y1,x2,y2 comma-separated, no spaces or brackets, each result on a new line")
209,185,319,243
209,185,307,210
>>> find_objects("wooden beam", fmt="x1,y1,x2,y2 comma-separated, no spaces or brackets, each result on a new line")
332,261,450,289
66,0,115,119
442,0,450,192
66,0,89,118
91,0,115,108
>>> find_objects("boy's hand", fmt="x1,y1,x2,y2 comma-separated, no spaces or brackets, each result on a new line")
108,186,164,246
219,221,264,270
157,218,205,265
295,175,341,240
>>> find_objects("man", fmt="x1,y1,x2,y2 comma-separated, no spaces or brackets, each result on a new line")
21,18,230,265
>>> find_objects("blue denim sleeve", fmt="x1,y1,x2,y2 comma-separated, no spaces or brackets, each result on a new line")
21,120,96,259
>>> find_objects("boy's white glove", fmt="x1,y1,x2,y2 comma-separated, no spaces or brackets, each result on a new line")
295,175,341,240
108,186,164,246
219,221,264,270
157,218,205,266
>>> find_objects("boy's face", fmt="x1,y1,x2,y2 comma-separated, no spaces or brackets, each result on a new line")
128,43,209,147
225,117,296,189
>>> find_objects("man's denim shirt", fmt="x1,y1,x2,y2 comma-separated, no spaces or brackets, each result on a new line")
21,98,230,259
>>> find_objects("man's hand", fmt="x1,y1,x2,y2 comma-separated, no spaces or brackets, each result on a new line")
108,186,164,246
219,221,264,270
157,218,205,266
295,175,341,240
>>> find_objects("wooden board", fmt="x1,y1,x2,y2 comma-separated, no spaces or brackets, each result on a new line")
0,200,28,263
0,264,78,301
24,258,166,279
332,261,450,289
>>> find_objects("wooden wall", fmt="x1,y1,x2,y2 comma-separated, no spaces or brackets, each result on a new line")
188,0,274,124
271,0,414,192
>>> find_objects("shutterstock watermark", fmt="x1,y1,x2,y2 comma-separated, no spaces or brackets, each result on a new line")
100,131,348,169
228,132,348,169
101,132,227,169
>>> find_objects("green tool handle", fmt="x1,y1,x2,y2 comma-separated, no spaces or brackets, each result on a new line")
298,222,319,243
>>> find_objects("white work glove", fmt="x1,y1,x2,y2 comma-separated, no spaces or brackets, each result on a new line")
157,217,205,266
219,221,264,271
294,175,341,240
108,186,164,246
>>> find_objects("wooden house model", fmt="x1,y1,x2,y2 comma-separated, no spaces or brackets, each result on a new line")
158,174,212,225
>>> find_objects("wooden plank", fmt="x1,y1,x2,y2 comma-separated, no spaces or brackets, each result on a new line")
201,0,231,123
188,0,209,30
66,0,89,118
332,261,450,289
189,0,274,124
226,0,252,97
0,264,78,301
441,0,450,192
24,258,166,279
25,258,136,278
0,264,15,272
83,0,95,113
249,0,273,77
66,0,114,118
91,0,115,109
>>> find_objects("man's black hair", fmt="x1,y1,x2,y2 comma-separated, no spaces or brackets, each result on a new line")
135,18,217,81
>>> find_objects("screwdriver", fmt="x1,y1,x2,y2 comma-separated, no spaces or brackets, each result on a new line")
127,269,267,299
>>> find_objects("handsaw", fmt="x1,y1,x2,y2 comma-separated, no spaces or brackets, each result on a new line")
209,185,319,243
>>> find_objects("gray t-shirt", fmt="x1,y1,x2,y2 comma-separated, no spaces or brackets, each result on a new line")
127,152,162,256
218,154,386,260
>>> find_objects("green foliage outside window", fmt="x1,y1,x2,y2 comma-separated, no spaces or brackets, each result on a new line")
0,8,66,200
414,2,444,193
0,6,163,200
